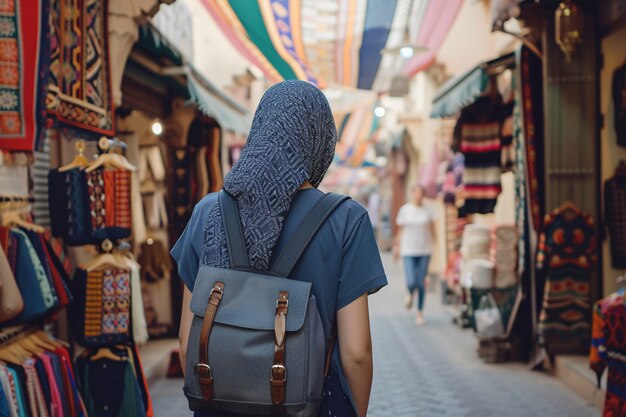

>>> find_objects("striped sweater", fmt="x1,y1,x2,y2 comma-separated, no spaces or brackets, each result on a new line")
454,96,506,214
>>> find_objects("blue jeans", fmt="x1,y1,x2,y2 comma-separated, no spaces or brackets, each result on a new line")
403,255,431,311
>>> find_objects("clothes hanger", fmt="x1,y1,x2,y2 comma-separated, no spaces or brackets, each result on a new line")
0,347,24,364
31,331,60,351
0,203,45,233
0,342,30,364
90,347,124,362
82,239,130,271
85,137,137,172
85,153,137,173
17,336,44,355
59,140,89,172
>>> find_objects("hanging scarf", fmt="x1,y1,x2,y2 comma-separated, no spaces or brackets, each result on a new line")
200,81,337,271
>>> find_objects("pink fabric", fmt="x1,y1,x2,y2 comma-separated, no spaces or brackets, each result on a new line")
419,142,440,198
39,353,64,417
402,0,464,77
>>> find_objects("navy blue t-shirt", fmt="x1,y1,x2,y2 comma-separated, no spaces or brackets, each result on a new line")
171,188,388,413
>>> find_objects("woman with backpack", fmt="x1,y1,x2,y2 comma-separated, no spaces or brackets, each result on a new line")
172,81,387,417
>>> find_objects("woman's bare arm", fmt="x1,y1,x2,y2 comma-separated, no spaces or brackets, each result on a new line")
179,287,194,377
337,294,373,417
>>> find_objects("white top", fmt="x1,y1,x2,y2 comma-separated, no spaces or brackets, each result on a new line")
396,203,436,256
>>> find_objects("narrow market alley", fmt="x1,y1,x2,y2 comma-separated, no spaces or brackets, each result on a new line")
150,253,599,417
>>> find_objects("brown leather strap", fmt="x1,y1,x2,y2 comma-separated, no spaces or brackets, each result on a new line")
324,325,337,378
271,291,289,407
196,281,224,403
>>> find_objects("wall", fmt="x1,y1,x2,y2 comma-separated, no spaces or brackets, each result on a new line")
181,0,256,90
436,0,513,77
600,24,626,295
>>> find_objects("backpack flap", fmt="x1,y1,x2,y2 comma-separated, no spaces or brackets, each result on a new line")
190,265,312,332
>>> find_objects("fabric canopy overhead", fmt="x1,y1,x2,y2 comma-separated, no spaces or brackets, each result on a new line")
202,0,462,92
431,52,515,118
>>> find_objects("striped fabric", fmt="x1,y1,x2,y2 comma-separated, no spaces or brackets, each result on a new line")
455,96,504,214
203,0,462,91
32,132,52,227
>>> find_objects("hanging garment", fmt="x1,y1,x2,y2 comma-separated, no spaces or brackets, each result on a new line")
1,229,53,325
128,259,149,345
32,135,52,227
604,175,626,269
491,225,518,288
38,353,64,417
613,63,626,147
76,350,147,417
454,96,505,214
0,244,24,322
537,205,596,351
48,168,94,246
500,101,515,171
590,291,626,417
23,359,49,417
72,268,132,347
137,240,171,283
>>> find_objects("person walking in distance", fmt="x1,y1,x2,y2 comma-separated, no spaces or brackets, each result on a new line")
394,185,436,325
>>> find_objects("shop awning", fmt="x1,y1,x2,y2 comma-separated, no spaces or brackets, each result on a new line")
136,23,250,134
186,68,250,134
431,52,515,118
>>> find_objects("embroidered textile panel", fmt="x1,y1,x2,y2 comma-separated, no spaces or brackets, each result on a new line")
47,0,115,136
0,0,49,150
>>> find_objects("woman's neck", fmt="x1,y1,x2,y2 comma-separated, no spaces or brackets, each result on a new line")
300,181,313,190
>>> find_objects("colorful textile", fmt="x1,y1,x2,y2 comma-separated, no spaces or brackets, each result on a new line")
48,168,94,246
74,267,132,347
103,170,116,227
47,0,114,136
590,291,623,379
500,101,515,171
512,56,527,273
537,205,596,350
203,0,462,91
76,353,146,417
23,359,49,417
87,169,106,232
114,170,132,229
455,96,504,214
589,292,626,417
519,47,545,231
84,270,104,338
0,0,49,150
604,175,626,269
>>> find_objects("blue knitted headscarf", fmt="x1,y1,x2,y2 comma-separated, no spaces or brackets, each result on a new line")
200,80,337,271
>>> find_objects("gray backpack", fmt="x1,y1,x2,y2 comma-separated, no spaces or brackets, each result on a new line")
184,190,349,416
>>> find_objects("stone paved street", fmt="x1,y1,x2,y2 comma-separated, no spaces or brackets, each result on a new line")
151,253,600,417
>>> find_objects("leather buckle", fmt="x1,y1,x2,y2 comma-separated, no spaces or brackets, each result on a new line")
275,299,288,309
270,364,287,382
210,285,224,299
195,363,213,379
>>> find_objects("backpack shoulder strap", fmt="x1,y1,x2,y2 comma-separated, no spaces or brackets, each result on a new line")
219,190,250,269
271,192,350,277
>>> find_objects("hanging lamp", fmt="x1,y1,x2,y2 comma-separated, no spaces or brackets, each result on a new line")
555,0,584,62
